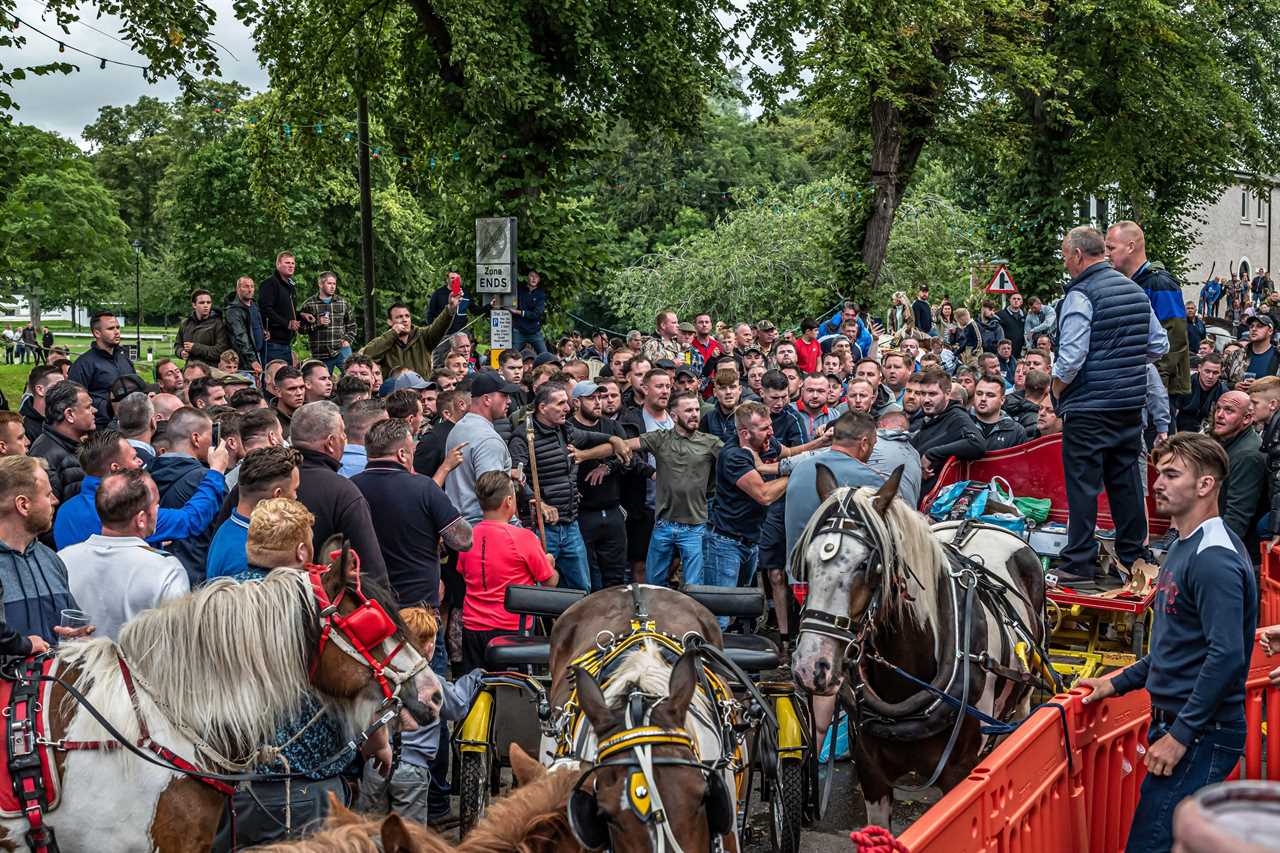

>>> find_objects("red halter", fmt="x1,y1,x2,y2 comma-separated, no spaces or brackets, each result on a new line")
307,550,406,702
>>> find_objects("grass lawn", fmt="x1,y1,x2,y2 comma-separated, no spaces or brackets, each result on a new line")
0,325,177,406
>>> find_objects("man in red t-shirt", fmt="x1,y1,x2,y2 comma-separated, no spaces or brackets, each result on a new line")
794,317,822,374
458,470,558,671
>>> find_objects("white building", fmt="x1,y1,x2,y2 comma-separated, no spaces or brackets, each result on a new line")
1184,178,1276,286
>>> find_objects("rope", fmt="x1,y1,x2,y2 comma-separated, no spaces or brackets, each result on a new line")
850,826,910,852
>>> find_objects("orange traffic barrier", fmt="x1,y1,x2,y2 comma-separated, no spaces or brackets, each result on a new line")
896,627,1278,852
1261,544,1280,628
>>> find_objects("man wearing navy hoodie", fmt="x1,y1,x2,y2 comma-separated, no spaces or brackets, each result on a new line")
1107,220,1191,397
1081,433,1256,853
148,407,224,585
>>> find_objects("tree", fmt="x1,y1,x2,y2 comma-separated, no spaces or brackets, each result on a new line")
0,123,130,325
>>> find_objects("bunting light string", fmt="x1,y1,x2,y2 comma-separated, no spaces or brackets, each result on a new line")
6,14,153,72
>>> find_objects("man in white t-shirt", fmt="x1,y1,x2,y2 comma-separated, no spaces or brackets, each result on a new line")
59,468,189,640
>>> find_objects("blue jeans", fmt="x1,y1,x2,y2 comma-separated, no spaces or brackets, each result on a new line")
427,619,451,819
320,346,353,375
264,340,295,366
512,329,548,355
645,520,706,588
1124,718,1246,853
702,530,758,628
545,520,590,591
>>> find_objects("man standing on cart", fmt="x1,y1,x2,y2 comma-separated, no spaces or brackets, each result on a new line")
1051,225,1168,587
1080,433,1255,853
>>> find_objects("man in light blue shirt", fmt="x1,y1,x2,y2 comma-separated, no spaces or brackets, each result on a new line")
338,399,387,478
206,446,301,581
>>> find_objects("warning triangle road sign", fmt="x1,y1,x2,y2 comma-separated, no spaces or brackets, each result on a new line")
986,266,1018,294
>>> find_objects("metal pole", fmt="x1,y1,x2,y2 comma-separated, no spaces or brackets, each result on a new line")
131,240,142,352
357,91,377,341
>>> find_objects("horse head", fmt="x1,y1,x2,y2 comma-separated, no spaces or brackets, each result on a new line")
792,464,903,696
568,649,733,852
308,536,443,743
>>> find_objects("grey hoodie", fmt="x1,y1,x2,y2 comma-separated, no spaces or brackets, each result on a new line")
867,429,923,509
0,537,77,647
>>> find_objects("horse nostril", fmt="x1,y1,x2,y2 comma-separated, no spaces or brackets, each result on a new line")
431,690,443,706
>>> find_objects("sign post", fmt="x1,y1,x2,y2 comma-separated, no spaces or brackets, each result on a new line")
477,217,517,365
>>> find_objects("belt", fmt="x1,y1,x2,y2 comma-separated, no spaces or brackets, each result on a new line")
1151,706,1179,726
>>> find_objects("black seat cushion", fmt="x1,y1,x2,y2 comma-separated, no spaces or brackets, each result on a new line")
683,585,765,618
722,634,780,672
485,634,551,668
503,585,586,618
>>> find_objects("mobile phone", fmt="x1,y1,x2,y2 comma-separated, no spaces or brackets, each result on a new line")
211,422,222,448
449,272,462,297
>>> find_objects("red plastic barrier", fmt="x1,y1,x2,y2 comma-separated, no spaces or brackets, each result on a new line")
896,627,1278,853
918,434,1171,536
1261,544,1280,629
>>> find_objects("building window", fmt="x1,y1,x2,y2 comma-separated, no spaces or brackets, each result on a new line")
1242,189,1250,221
1258,193,1267,225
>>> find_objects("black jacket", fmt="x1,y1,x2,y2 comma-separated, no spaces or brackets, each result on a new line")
67,344,135,428
912,401,985,468
224,298,264,368
996,308,1026,358
1219,426,1266,545
1002,391,1041,432
149,453,215,586
29,426,84,503
508,417,612,524
977,315,1003,353
614,409,658,512
699,405,737,445
296,447,388,585
176,309,232,365
426,285,470,336
258,271,298,344
974,413,1027,453
1259,412,1280,537
19,396,41,445
912,298,933,335
1173,377,1227,434
573,416,628,511
414,418,456,479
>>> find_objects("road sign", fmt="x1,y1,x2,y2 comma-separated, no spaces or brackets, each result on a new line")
476,217,517,297
986,265,1018,295
125,343,140,362
476,263,515,294
491,309,513,349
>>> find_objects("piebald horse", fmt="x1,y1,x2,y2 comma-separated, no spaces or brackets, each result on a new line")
791,467,1048,829
0,551,442,852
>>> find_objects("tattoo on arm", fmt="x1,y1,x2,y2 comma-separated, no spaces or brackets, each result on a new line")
442,517,473,552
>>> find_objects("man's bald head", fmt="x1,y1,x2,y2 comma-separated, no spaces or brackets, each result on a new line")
1211,389,1254,441
151,393,184,421
1105,220,1148,277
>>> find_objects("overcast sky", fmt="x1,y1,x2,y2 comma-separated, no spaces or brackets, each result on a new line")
3,0,267,145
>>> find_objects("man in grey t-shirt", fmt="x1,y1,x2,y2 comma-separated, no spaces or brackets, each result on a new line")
444,373,522,523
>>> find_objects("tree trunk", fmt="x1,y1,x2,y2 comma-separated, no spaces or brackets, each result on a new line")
28,291,41,330
856,94,931,295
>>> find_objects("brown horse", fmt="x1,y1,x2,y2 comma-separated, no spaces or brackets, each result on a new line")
545,585,739,853
0,546,442,852
791,468,1047,829
255,744,582,853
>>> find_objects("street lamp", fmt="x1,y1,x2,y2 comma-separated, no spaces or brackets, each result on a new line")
131,240,142,354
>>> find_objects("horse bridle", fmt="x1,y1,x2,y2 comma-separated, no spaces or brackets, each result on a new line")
568,692,733,853
305,547,428,705
794,492,887,654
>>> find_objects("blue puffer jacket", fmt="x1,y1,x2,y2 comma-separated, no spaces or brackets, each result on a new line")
1056,263,1152,415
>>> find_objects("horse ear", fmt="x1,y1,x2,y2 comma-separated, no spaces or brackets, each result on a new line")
318,534,349,599
380,813,423,853
660,650,699,725
509,742,546,786
326,791,360,825
815,463,839,503
872,466,904,515
573,666,616,735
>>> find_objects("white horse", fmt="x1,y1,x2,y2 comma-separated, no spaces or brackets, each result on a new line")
0,561,442,853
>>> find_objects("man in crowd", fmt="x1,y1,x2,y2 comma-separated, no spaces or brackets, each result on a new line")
1004,368,1050,432
912,368,985,491
1205,390,1266,545
154,358,186,399
206,446,301,580
117,391,158,465
224,275,265,375
0,456,89,646
259,251,300,366
642,310,686,366
414,389,467,478
302,360,334,404
273,366,306,435
691,313,722,365
148,407,226,582
1236,315,1279,390
1185,301,1206,356
1174,352,1227,433
571,382,631,590
288,401,388,584
68,311,133,429
1107,220,1191,397
881,351,911,402
188,377,227,409
0,413,28,458
363,299,458,377
30,381,95,503
19,365,64,445
845,379,877,415
977,301,1003,353
1052,225,1168,586
1081,433,1254,853
794,319,822,374
340,398,388,478
972,377,1027,451
912,286,933,335
59,468,189,641
445,372,522,523
868,408,922,508
353,418,473,662
794,373,839,439
176,290,231,366
299,271,359,375
700,368,742,443
509,382,630,591
997,293,1026,359
508,269,548,355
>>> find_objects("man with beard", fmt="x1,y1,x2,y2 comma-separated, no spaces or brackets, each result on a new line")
176,289,231,367
1173,352,1227,434
1080,433,1254,853
618,368,673,582
596,377,624,419
1208,390,1267,544
0,456,94,646
972,377,1027,451
911,368,985,492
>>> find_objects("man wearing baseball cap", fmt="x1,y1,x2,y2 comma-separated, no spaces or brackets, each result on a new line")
443,371,523,524
1235,314,1279,391
571,381,632,589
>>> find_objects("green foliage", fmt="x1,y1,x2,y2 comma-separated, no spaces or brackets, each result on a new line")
0,122,130,313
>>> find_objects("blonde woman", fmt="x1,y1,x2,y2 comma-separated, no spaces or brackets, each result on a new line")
885,291,914,337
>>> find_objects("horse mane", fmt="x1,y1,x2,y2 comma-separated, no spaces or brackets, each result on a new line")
59,570,321,768
251,810,452,853
460,765,582,853
601,641,715,724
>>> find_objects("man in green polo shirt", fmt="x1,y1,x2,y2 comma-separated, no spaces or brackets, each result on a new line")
624,391,723,587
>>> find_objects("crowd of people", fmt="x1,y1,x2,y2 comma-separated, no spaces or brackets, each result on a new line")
0,225,1270,850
